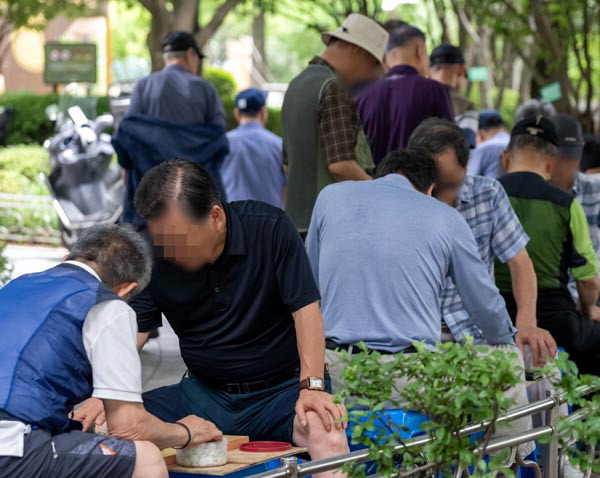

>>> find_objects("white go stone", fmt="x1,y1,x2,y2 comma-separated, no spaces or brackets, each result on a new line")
176,437,229,468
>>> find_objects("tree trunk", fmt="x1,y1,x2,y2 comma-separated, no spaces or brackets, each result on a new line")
252,10,268,84
140,0,241,72
0,7,12,74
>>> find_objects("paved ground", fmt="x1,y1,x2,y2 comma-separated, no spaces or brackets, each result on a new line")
5,244,187,392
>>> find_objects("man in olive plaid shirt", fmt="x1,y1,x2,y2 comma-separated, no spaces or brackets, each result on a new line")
408,118,557,365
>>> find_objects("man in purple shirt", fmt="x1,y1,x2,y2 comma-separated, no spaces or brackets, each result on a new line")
355,24,454,164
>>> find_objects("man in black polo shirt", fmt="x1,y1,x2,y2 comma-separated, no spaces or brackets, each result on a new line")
78,159,349,474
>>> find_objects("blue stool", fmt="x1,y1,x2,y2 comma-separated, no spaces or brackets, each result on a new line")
346,409,428,475
346,408,428,449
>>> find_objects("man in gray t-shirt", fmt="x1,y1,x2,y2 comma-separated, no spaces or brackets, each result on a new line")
306,149,515,354
128,31,226,127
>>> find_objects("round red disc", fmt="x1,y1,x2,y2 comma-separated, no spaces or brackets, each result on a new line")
239,441,292,453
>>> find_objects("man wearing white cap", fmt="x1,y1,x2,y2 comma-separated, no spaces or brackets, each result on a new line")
282,14,388,235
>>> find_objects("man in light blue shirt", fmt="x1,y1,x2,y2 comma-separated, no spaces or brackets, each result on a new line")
467,109,510,178
306,149,516,354
220,88,285,208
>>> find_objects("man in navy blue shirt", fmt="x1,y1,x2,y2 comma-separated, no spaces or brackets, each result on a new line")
128,31,226,127
220,88,285,208
355,24,454,163
117,31,229,228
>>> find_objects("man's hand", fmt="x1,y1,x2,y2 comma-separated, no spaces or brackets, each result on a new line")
72,398,106,432
295,390,347,432
585,304,600,322
178,416,223,447
516,326,557,367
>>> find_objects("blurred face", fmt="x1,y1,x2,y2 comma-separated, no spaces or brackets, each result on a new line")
429,64,467,91
415,39,429,76
550,156,581,191
339,44,381,86
148,203,226,271
432,147,466,206
185,48,201,75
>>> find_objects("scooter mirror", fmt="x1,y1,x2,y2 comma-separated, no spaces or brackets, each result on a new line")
67,106,88,128
45,104,59,121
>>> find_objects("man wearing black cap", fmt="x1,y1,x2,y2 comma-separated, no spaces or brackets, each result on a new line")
429,44,475,116
128,31,226,127
496,116,600,375
429,44,478,149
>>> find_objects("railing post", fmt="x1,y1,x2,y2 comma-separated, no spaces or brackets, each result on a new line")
545,389,560,478
281,456,299,478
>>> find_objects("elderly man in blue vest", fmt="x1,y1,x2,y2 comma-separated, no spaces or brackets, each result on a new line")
0,225,222,478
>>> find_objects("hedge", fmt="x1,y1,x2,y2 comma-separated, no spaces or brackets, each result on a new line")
0,69,282,146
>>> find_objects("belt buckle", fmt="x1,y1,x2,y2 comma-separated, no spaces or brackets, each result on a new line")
226,382,242,394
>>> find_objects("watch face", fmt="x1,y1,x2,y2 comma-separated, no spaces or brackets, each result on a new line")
309,377,324,389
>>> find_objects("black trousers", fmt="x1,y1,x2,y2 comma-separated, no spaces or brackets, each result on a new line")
502,289,600,376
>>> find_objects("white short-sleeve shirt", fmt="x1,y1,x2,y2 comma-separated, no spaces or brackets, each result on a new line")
67,261,143,403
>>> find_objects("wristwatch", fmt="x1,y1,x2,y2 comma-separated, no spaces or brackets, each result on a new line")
299,377,325,392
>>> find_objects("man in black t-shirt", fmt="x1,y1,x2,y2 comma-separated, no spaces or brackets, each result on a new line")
76,159,348,476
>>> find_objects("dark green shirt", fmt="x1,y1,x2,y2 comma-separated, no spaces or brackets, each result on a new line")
495,172,597,292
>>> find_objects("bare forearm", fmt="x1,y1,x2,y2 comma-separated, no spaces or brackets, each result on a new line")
577,278,600,315
137,332,150,352
507,251,537,329
104,400,187,449
328,160,371,182
293,302,325,380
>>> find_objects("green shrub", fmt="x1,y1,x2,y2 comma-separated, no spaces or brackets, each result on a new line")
204,67,237,102
0,145,48,195
0,92,59,145
0,83,282,146
0,93,111,146
0,243,12,286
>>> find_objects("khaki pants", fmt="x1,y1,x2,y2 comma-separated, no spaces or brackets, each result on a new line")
326,345,535,459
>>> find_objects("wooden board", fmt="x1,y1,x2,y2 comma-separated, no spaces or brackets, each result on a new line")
163,436,250,466
168,447,305,475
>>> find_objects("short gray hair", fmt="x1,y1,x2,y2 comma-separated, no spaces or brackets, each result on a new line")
66,224,152,296
163,50,187,62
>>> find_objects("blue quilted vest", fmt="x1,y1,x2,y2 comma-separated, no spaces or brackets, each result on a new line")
0,263,122,434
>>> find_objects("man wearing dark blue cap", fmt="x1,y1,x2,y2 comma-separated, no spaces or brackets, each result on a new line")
128,31,225,127
467,109,509,178
496,116,600,375
220,88,285,208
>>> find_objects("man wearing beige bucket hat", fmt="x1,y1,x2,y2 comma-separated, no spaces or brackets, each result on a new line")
282,13,388,235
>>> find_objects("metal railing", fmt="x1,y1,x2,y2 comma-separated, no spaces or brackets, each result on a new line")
248,386,596,478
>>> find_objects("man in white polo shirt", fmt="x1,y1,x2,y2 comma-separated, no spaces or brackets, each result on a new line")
0,225,221,478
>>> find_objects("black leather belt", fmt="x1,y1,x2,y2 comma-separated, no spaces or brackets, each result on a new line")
202,366,300,395
326,339,416,355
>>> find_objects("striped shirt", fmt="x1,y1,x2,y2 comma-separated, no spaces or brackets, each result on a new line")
442,175,529,342
573,172,600,260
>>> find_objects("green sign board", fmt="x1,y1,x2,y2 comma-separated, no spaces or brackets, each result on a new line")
467,66,488,82
44,43,97,84
540,82,562,103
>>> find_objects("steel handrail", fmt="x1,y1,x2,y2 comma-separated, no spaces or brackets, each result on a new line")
247,384,597,478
